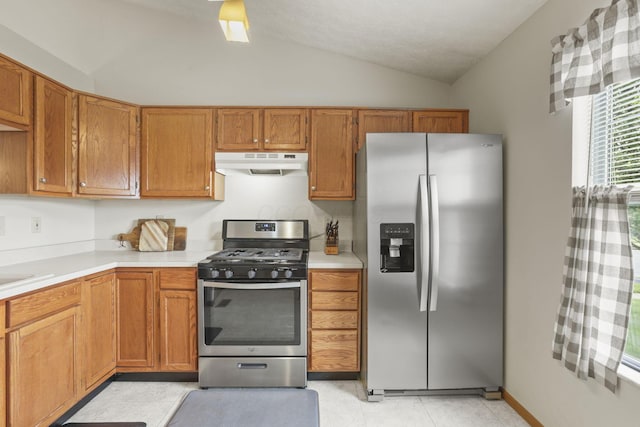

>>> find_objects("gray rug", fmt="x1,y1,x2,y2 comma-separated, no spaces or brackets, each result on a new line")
167,389,320,427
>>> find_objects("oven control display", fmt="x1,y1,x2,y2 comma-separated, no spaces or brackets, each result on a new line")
255,222,276,232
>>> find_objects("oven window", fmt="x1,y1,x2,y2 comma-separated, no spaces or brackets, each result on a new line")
203,287,301,346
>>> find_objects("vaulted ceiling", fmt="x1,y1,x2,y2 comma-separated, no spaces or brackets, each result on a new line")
1,0,549,84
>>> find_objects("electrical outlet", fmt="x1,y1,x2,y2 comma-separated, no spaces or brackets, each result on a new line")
31,217,42,233
0,216,5,236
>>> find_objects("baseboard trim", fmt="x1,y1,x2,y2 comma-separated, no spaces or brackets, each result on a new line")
502,389,543,427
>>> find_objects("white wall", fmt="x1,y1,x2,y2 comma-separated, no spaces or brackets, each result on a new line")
452,0,640,425
95,175,352,252
0,0,453,261
90,16,453,108
0,25,94,92
0,26,97,266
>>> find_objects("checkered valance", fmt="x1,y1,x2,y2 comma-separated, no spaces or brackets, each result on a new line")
549,0,640,113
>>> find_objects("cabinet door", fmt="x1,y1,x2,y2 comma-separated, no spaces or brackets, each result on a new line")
356,110,410,151
33,76,73,194
309,330,359,372
263,109,307,151
158,290,197,371
141,108,213,197
78,95,138,197
0,302,5,427
216,108,261,151
8,306,81,427
0,56,32,127
83,273,116,391
309,109,354,200
116,271,154,368
412,110,468,133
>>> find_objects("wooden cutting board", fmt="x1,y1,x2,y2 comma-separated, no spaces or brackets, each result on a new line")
138,218,175,250
118,219,187,251
139,220,170,251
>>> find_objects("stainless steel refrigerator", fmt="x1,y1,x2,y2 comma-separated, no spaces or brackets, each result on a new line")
354,133,503,401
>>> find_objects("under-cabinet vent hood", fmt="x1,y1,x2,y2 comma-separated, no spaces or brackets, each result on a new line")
215,152,308,176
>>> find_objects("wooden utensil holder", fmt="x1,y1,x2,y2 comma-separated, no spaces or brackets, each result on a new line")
324,237,339,255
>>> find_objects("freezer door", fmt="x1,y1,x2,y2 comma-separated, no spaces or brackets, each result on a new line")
364,133,428,391
426,133,503,390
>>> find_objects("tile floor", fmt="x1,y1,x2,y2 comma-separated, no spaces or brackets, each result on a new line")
65,380,529,427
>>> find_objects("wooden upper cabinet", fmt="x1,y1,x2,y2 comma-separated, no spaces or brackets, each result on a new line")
412,110,469,133
141,108,215,198
217,108,307,151
217,108,260,151
33,76,73,195
263,109,307,151
356,110,411,151
0,55,32,128
309,109,354,200
78,95,138,197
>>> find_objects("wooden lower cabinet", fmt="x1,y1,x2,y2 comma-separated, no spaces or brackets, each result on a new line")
158,290,197,371
115,270,155,369
83,272,117,391
6,281,82,427
308,269,361,372
116,268,197,372
158,267,197,371
1,302,5,427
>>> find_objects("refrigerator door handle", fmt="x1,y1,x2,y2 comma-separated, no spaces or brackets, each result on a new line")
429,174,440,311
418,174,429,312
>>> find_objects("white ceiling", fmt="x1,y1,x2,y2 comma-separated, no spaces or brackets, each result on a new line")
0,0,549,84
117,0,549,83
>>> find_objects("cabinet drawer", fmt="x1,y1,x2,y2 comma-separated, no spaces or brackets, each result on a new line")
310,270,359,291
311,310,358,329
309,329,359,371
311,291,358,310
7,281,81,328
159,268,197,290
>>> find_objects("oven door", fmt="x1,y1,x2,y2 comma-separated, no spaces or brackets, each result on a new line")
198,279,307,357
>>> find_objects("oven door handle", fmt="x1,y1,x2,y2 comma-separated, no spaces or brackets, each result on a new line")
202,281,302,290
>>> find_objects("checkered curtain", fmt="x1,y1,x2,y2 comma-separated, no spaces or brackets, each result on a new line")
552,185,634,392
549,0,640,113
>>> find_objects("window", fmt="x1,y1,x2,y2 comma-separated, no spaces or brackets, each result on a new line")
588,76,640,371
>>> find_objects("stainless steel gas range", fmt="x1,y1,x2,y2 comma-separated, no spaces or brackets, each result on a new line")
197,219,309,388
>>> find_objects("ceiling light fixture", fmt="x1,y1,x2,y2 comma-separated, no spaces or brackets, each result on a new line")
212,0,250,43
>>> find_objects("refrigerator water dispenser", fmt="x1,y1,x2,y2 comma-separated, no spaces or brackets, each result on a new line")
380,223,414,273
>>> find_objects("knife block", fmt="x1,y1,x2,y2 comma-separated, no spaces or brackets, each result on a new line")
324,237,339,255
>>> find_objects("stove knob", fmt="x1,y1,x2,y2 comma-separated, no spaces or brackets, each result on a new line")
247,269,256,279
210,269,220,279
270,269,279,279
225,270,234,279
284,269,293,279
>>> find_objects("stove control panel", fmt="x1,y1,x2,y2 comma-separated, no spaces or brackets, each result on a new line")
198,265,306,281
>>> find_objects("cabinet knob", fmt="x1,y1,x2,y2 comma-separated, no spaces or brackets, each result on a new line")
311,186,316,191
264,139,270,143
39,177,47,183
80,182,87,187
205,185,210,191
253,138,259,143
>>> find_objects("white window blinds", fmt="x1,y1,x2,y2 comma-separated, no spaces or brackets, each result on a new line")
590,77,640,186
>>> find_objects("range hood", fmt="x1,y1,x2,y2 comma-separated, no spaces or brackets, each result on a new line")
215,152,308,176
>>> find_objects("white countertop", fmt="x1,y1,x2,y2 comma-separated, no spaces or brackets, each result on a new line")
0,249,363,300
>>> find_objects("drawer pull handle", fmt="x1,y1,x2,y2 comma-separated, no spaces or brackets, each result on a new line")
237,363,267,369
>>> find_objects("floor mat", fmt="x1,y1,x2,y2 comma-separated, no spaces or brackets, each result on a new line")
63,423,146,427
167,388,319,427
